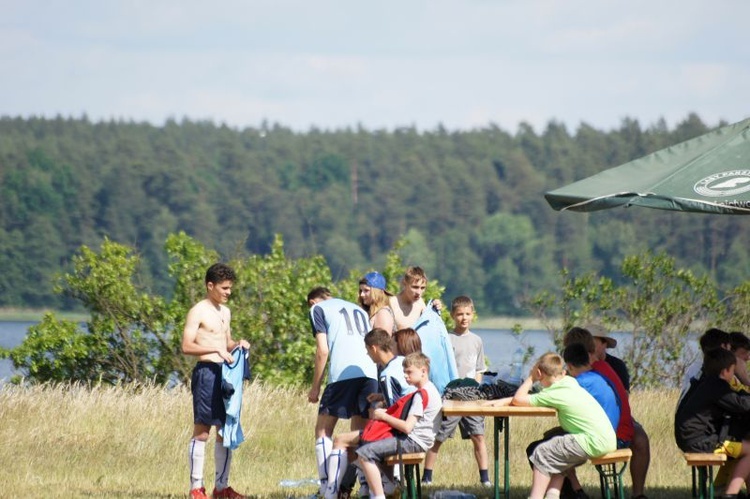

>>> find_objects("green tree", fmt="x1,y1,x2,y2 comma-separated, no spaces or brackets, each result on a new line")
527,252,722,388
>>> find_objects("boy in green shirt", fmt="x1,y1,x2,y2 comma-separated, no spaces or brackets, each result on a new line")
494,352,616,499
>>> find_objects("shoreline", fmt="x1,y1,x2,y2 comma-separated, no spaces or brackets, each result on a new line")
0,308,88,322
0,307,549,328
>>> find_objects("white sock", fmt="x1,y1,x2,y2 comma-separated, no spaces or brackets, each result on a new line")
188,438,206,490
215,441,232,491
324,449,348,499
316,436,333,483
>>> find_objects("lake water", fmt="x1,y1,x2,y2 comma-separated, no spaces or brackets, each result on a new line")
0,321,647,383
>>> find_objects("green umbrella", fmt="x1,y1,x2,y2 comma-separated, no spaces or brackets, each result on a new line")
545,117,750,214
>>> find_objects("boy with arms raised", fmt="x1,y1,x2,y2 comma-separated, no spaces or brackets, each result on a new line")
356,352,443,499
423,296,490,486
390,266,444,329
181,263,250,499
675,347,750,499
493,353,616,499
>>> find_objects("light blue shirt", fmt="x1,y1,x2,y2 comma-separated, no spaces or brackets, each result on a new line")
220,346,246,450
309,298,377,383
414,301,458,394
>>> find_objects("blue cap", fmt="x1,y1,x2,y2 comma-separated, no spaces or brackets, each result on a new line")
363,271,388,292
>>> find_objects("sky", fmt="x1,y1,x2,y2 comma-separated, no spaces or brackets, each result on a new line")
2,0,749,134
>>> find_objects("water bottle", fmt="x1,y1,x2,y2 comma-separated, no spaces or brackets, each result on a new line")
430,491,477,499
279,478,320,487
509,347,524,384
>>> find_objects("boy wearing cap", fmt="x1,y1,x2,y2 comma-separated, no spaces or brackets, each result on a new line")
589,324,630,392
359,272,396,333
587,324,650,499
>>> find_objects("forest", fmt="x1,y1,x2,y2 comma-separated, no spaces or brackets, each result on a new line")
2,113,748,315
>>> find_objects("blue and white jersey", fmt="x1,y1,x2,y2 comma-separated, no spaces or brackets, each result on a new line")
309,297,377,383
378,355,416,406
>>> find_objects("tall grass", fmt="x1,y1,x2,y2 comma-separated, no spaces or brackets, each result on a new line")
1,383,691,498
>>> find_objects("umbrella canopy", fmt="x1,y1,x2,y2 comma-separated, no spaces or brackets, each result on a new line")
545,117,750,214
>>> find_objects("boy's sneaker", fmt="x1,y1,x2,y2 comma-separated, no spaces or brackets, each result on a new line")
421,479,432,486
212,486,246,499
481,481,492,487
189,488,209,499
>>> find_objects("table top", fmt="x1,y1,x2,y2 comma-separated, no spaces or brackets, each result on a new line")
442,399,557,417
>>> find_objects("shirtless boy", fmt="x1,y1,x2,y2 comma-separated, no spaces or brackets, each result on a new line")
390,266,442,329
182,263,250,499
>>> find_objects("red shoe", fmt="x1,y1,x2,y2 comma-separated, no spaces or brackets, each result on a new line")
190,487,210,499
212,486,246,499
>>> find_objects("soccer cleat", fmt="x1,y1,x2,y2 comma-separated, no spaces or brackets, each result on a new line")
189,487,210,499
212,486,246,499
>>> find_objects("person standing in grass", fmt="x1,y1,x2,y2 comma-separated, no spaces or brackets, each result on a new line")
181,263,250,499
389,266,444,329
422,295,490,487
307,287,379,496
359,271,397,333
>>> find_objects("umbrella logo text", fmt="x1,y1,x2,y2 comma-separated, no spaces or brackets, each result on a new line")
694,170,750,197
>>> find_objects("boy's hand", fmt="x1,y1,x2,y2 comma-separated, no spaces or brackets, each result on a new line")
238,339,250,350
372,408,387,421
219,349,234,364
308,386,321,403
489,397,512,407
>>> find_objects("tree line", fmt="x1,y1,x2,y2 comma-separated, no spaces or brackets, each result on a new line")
1,113,748,316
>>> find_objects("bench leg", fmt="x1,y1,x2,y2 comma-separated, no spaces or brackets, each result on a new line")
595,462,628,499
690,465,719,499
401,463,421,499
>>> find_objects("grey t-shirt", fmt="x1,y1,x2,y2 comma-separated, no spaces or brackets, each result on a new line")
406,381,443,451
449,330,486,379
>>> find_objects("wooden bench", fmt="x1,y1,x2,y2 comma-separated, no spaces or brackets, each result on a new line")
385,452,426,499
590,448,632,499
684,452,727,499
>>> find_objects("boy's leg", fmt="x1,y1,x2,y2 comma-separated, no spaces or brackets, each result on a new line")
214,432,232,490
530,467,553,499
629,421,650,497
355,438,403,498
423,416,460,482
528,435,588,499
725,440,750,495
422,440,444,482
462,416,489,484
546,474,565,499
189,424,211,491
315,414,339,489
324,448,348,499
326,430,362,498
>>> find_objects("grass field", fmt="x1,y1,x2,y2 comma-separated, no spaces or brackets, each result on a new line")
0,381,698,498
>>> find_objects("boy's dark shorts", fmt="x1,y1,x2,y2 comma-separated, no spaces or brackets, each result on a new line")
436,415,485,442
192,361,226,426
319,377,378,419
